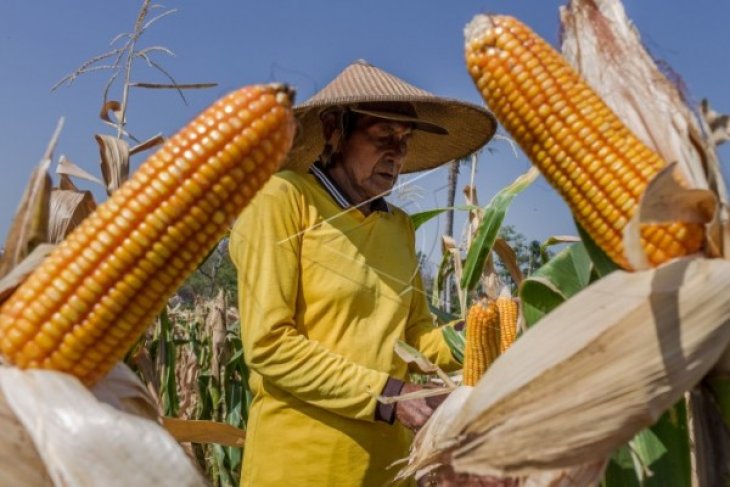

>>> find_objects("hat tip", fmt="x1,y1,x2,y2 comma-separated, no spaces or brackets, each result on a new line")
353,58,373,67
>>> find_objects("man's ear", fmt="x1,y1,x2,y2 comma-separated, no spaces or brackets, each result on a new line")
320,110,343,148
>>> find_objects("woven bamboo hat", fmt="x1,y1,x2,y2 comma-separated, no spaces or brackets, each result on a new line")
282,59,497,173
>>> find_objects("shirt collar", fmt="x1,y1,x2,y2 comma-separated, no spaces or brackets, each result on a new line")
309,161,391,214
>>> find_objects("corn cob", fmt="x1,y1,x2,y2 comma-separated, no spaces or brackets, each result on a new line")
464,15,704,269
0,84,295,386
463,298,500,386
496,292,519,354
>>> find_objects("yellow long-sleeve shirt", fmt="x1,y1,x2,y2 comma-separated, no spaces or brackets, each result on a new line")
230,169,458,486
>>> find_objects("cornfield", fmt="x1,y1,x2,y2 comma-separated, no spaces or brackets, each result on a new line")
1,0,730,486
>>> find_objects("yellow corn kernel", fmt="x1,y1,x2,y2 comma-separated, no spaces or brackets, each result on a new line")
463,298,500,386
496,292,519,354
0,84,295,386
465,14,704,269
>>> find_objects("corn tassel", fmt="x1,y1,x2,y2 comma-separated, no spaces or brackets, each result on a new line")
496,292,519,354
0,84,295,386
463,298,500,386
465,15,704,269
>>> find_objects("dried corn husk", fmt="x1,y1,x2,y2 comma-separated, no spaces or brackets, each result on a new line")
0,366,205,486
0,389,52,486
399,257,730,479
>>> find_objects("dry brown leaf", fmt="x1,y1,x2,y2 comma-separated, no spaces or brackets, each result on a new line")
394,340,439,375
207,290,228,383
175,344,201,421
701,99,730,147
95,134,130,195
394,341,455,388
162,417,245,447
463,183,483,251
48,188,97,243
55,154,104,186
130,132,165,156
0,159,51,279
100,100,124,124
0,243,54,305
493,237,523,287
401,257,730,478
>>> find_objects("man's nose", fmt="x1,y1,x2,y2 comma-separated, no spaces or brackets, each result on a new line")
389,140,408,161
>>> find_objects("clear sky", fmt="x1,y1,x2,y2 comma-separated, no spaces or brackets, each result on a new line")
1,1,728,268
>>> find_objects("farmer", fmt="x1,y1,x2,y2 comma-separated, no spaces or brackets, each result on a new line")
230,59,496,486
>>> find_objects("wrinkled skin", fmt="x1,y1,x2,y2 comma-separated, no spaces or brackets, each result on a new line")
323,113,413,215
394,382,446,431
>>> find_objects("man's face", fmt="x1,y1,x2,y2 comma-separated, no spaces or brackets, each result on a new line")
338,115,413,202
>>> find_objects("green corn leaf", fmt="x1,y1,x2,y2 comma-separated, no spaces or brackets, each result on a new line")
409,205,479,231
707,375,730,427
159,308,179,416
442,323,465,364
429,302,459,325
575,219,619,278
604,401,691,487
519,242,592,327
460,167,538,291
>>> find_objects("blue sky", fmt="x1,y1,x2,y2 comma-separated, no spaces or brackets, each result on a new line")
1,1,728,268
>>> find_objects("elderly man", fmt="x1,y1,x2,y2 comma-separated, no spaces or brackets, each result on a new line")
230,60,495,486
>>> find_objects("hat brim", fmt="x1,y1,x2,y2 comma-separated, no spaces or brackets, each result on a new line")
283,96,497,174
349,107,448,135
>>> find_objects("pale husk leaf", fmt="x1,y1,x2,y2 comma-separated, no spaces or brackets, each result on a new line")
401,257,730,478
90,362,161,422
638,163,717,225
623,162,717,269
55,154,104,186
95,134,130,196
0,159,51,279
0,384,52,486
405,386,473,480
0,367,205,486
48,188,97,243
492,237,523,288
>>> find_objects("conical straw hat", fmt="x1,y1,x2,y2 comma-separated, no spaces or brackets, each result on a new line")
283,59,497,173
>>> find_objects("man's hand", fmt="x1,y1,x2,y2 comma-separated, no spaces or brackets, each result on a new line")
394,382,438,431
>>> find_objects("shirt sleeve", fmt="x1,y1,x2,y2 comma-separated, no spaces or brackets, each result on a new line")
229,176,389,422
404,263,462,373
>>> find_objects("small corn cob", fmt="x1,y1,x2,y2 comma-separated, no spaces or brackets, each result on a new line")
0,84,295,386
465,15,705,269
496,291,519,354
463,298,500,386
